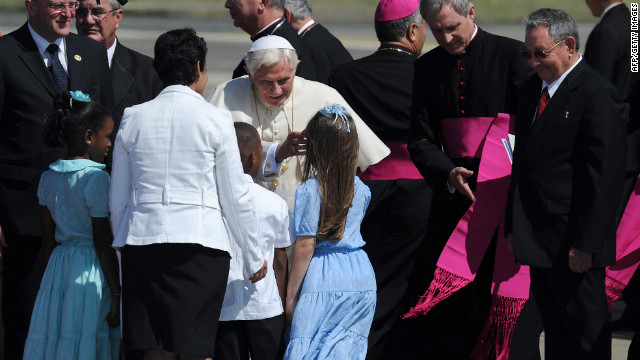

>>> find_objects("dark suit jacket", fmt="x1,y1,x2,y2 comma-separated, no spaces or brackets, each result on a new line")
232,19,317,81
507,60,626,268
111,40,162,133
330,44,414,141
0,22,114,236
302,23,352,85
584,3,639,99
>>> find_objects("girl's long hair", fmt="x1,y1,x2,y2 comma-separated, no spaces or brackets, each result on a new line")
302,111,359,240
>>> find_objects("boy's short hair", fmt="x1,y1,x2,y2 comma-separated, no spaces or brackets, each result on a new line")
234,122,261,156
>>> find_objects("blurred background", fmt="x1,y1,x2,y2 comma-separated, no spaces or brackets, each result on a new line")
0,0,599,93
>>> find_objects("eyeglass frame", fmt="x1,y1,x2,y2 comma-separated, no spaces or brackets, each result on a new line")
521,39,565,60
75,6,118,21
47,1,79,13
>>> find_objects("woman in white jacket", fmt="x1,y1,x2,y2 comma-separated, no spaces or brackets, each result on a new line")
110,28,267,360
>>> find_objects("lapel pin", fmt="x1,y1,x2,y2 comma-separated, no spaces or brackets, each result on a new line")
565,111,569,119
74,55,82,62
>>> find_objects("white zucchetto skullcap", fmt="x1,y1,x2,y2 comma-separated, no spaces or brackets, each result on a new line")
248,35,295,53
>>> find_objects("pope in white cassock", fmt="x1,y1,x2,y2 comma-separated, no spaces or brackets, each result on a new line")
209,36,390,209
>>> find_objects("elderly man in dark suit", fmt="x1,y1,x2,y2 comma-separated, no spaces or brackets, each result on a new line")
76,0,162,134
284,0,352,84
224,0,316,80
0,0,113,357
507,8,626,359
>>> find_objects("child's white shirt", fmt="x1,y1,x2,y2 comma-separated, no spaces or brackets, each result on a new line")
220,174,294,321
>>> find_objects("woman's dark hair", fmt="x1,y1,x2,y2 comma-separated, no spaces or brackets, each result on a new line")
153,28,207,87
302,111,359,240
42,91,111,148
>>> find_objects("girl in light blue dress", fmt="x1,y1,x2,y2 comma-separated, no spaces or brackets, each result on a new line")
284,105,376,360
23,91,120,360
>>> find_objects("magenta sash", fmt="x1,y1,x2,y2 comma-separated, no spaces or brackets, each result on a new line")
357,141,423,181
403,114,530,360
440,117,495,158
606,175,640,310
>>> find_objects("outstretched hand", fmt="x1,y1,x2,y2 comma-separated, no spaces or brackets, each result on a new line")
275,131,306,162
448,167,475,201
249,260,268,283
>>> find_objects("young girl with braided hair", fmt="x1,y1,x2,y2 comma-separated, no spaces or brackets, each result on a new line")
284,104,377,360
23,90,120,360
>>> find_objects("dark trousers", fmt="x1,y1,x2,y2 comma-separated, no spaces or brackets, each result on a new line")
2,233,43,360
360,179,432,360
121,244,230,357
530,266,611,360
508,290,543,360
214,315,285,360
385,192,494,360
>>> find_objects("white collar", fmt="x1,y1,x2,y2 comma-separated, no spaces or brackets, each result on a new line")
28,21,66,59
470,24,478,41
160,84,205,101
542,55,582,98
460,24,478,54
255,17,284,37
297,19,315,35
601,2,623,18
107,38,118,68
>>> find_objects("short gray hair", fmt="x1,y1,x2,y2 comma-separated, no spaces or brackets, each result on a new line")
375,8,424,42
420,0,473,19
108,0,122,10
244,48,299,75
271,0,285,10
525,8,580,51
78,0,122,10
284,0,312,21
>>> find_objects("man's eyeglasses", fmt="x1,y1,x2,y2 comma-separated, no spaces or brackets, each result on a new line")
47,1,79,13
75,7,117,21
521,39,565,60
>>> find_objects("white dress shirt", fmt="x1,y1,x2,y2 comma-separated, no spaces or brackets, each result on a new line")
28,21,68,73
220,174,293,321
110,85,264,275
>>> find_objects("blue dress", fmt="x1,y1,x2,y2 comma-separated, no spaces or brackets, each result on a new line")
284,176,376,360
23,159,119,360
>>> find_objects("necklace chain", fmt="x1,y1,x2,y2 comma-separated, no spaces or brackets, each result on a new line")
252,83,295,189
299,22,318,38
376,46,415,56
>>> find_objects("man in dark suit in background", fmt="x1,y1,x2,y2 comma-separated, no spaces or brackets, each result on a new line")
224,0,316,80
508,8,626,359
0,0,113,357
329,0,429,357
584,0,640,211
585,0,638,99
76,0,162,143
284,0,352,84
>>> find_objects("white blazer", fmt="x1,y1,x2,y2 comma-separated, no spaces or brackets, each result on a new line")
110,85,264,275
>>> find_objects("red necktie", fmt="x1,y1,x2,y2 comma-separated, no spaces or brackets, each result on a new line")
536,86,549,120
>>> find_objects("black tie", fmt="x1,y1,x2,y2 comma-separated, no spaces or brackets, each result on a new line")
46,44,68,91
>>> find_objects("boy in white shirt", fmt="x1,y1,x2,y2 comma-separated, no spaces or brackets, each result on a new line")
215,122,293,360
